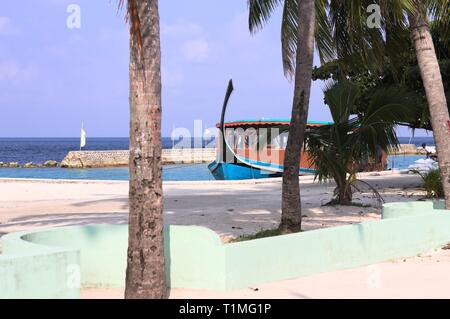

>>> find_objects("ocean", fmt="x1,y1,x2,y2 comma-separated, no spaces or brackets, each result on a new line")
0,136,435,165
0,136,435,181
0,137,214,165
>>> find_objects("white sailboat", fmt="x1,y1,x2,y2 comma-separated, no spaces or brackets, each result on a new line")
80,122,86,151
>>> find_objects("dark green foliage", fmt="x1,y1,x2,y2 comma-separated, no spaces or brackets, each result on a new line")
229,228,283,243
413,169,445,198
306,81,420,204
312,20,450,131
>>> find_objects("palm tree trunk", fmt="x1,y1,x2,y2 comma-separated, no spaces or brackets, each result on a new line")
279,0,316,233
338,182,352,205
409,2,450,209
125,0,167,299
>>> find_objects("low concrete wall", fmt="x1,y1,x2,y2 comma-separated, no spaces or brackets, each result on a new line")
57,145,419,168
60,149,216,168
389,144,419,155
0,232,79,298
0,225,225,298
382,201,445,219
2,201,450,298
162,148,216,164
224,205,450,289
60,151,129,168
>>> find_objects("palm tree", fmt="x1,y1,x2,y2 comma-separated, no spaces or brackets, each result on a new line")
248,0,324,233
407,0,450,208
249,0,380,232
250,1,450,231
119,0,167,299
321,0,450,208
306,82,419,205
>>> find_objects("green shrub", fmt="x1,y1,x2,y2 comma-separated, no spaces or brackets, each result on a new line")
229,228,283,243
416,169,444,198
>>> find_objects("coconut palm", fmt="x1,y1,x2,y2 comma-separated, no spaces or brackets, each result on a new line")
312,17,450,132
119,0,167,299
306,81,419,205
249,0,450,231
248,0,389,232
249,0,327,233
407,0,450,208
319,0,450,208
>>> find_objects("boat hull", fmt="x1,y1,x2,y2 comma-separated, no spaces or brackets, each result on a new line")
208,160,314,180
208,161,281,180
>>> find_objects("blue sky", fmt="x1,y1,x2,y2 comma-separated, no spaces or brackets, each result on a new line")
0,0,428,137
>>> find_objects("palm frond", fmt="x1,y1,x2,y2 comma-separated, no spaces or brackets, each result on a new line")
119,0,143,57
248,0,283,33
280,0,298,78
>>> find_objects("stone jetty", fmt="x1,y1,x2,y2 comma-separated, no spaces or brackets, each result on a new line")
0,161,60,168
392,144,421,155
0,144,423,169
60,149,216,168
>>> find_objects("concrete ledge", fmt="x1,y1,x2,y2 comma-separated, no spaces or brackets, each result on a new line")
0,231,79,299
1,201,450,298
382,201,445,219
389,144,420,155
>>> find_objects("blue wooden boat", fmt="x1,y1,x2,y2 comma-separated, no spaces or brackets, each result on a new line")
208,80,330,180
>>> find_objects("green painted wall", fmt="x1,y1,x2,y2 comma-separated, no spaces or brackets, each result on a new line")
0,224,226,297
382,201,444,219
224,212,450,289
0,231,79,299
1,200,450,298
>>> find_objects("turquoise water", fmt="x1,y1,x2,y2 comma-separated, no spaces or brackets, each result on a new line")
0,155,428,181
0,164,214,181
387,155,426,170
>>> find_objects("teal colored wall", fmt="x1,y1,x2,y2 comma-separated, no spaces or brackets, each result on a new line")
1,200,450,298
0,231,79,299
225,212,450,289
0,224,226,297
382,201,444,219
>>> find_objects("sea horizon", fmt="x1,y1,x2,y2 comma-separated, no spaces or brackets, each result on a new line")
0,136,435,166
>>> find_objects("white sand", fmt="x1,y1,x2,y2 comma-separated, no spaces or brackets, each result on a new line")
0,171,424,240
3,171,448,298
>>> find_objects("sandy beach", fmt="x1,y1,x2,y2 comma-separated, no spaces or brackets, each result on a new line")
3,171,450,298
0,171,425,240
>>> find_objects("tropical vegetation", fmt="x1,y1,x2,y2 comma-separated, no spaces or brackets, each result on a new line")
413,169,445,198
249,0,450,222
312,8,450,132
306,81,419,205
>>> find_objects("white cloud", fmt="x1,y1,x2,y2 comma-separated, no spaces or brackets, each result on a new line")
0,16,20,36
46,0,72,4
182,39,210,63
0,61,37,84
162,67,184,89
162,21,203,38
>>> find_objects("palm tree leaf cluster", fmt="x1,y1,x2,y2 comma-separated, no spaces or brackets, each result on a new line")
248,0,449,77
313,17,450,131
305,81,419,204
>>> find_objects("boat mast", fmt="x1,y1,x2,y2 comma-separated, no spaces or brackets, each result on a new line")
219,79,234,163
